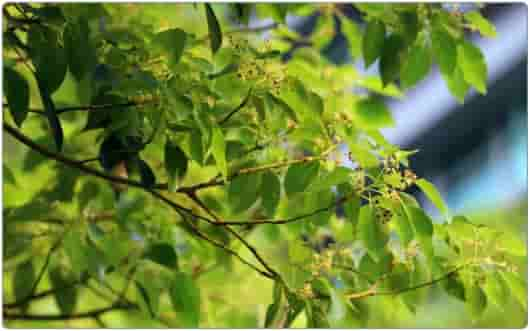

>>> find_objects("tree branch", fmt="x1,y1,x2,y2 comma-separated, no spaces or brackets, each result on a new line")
376,264,469,297
3,303,135,321
164,145,337,193
217,194,353,226
4,239,62,309
149,189,275,279
4,123,151,191
346,264,470,300
3,99,157,115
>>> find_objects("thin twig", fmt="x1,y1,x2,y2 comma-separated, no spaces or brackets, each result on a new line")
3,303,135,321
346,264,469,300
149,190,274,279
3,100,157,115
159,145,337,193
4,240,62,308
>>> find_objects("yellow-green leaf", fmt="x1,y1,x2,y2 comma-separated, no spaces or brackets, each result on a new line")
415,178,449,220
170,272,201,327
501,271,527,310
362,20,385,68
464,11,497,38
211,125,227,179
466,283,487,321
457,41,488,94
284,161,320,198
352,97,394,129
442,65,469,103
431,27,457,76
358,205,387,262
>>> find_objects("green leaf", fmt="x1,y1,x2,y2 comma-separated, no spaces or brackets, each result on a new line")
205,4,222,55
87,223,105,244
341,17,362,59
3,67,30,127
306,300,330,328
232,3,252,25
284,161,320,198
358,205,387,262
37,79,63,152
466,282,487,320
165,141,188,192
261,171,281,217
457,41,488,94
153,28,187,65
348,143,380,168
27,25,67,93
415,178,449,220
442,65,469,103
399,11,419,44
310,166,354,192
352,97,394,129
464,11,497,38
14,260,35,310
431,27,457,76
170,272,201,327
49,266,78,315
228,172,262,213
211,125,227,179
496,233,527,257
138,159,156,188
135,281,157,318
358,250,393,282
483,271,508,310
362,20,386,68
403,205,433,237
500,271,527,310
400,38,432,89
392,207,414,247
3,164,17,186
339,183,361,227
64,18,95,81
34,6,65,26
187,129,204,165
403,205,433,262
265,280,286,327
144,243,178,270
379,34,405,86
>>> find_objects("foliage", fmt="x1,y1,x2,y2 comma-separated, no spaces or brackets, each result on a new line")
2,3,526,328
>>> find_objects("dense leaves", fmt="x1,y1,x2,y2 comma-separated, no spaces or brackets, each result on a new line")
2,3,525,329
3,67,29,127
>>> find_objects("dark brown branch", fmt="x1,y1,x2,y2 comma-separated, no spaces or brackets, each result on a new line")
377,264,469,297
3,100,157,115
185,191,279,278
3,281,80,309
4,123,269,279
149,190,274,279
218,195,351,226
5,240,62,308
159,145,336,193
4,123,152,191
3,303,135,321
346,264,470,300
